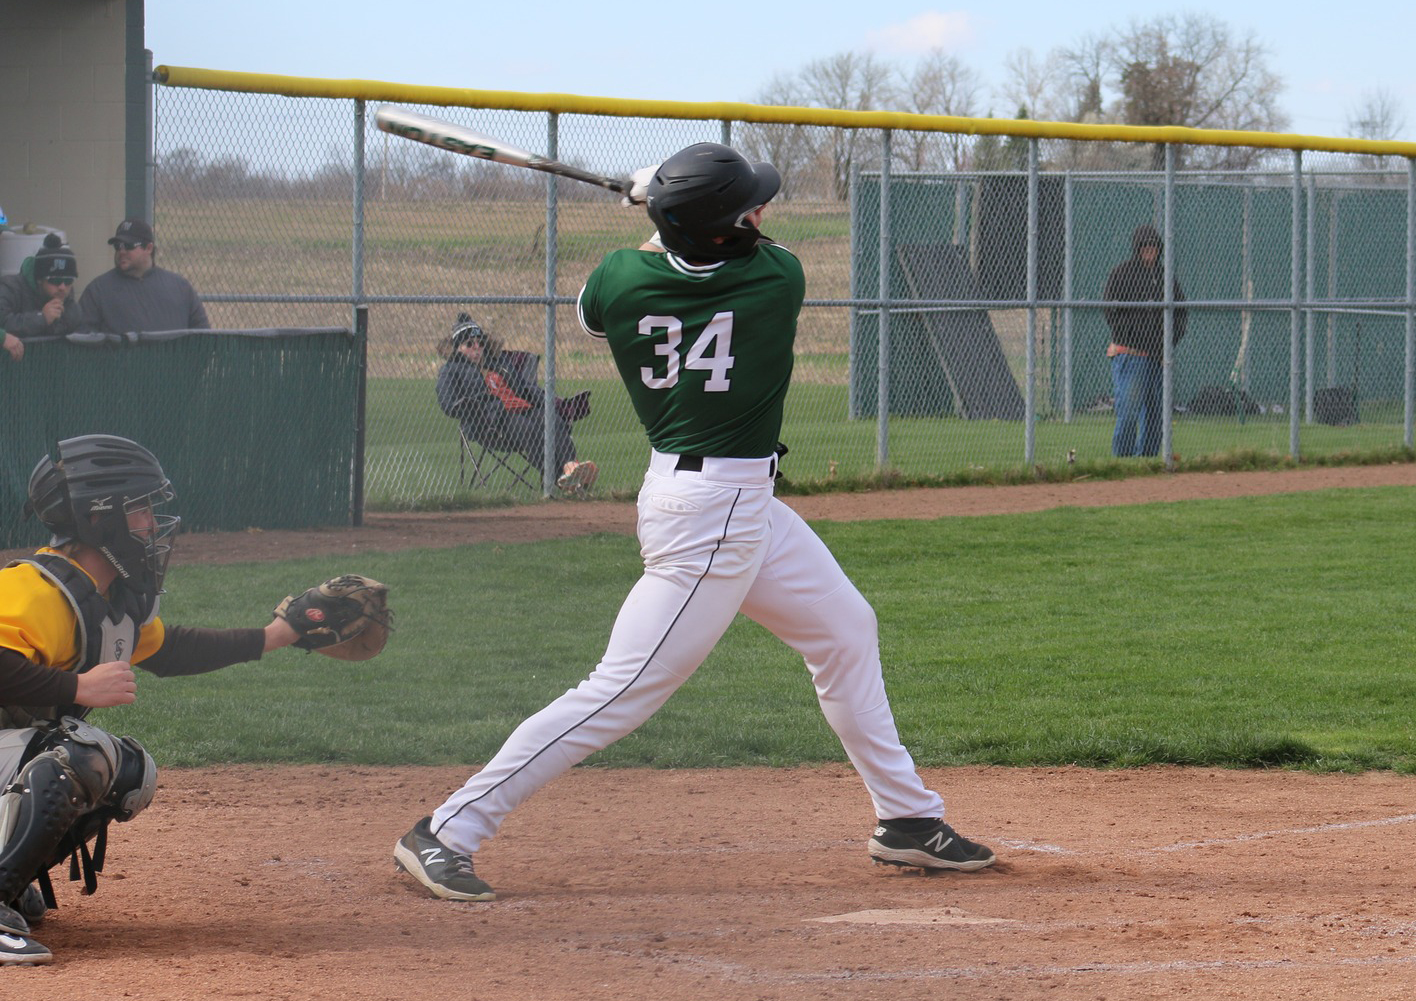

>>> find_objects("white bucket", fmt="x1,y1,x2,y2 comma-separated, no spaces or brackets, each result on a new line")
0,227,67,277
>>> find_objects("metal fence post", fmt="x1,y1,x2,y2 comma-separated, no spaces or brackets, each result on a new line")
352,100,366,329
1162,145,1175,469
876,130,892,469
1290,150,1303,459
140,47,154,222
1063,170,1074,423
1407,158,1416,449
543,112,561,496
1304,173,1316,423
1240,187,1253,402
1025,139,1038,465
351,101,368,525
353,304,368,527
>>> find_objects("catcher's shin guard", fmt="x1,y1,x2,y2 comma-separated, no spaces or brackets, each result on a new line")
0,719,154,904
0,754,87,905
106,735,156,822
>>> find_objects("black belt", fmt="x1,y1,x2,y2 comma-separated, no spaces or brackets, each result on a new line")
675,454,704,472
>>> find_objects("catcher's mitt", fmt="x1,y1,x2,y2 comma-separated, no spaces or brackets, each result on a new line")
273,574,393,661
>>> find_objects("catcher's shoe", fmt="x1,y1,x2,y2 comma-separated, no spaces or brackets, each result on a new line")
0,929,51,967
15,883,46,927
394,817,496,902
0,901,29,936
556,460,598,493
0,902,48,966
868,819,996,872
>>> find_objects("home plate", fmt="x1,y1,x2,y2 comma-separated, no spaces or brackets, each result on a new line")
809,907,1013,926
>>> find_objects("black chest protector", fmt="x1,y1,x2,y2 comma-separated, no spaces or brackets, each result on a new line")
3,553,156,726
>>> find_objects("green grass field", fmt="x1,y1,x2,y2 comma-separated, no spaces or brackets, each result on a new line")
364,373,1416,507
95,485,1416,773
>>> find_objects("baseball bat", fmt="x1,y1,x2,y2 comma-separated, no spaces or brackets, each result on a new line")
373,105,630,195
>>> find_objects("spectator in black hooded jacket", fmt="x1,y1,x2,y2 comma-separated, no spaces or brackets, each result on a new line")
1103,223,1187,457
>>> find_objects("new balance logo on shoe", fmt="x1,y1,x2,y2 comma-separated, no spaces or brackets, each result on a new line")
924,829,954,852
867,819,996,872
393,817,497,902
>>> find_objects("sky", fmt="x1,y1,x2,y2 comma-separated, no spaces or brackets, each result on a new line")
144,0,1414,142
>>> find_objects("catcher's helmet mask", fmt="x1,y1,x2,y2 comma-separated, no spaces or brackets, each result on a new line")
645,142,781,262
26,434,180,600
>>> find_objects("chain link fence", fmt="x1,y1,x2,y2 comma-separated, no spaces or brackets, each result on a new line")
151,70,1416,511
0,329,359,548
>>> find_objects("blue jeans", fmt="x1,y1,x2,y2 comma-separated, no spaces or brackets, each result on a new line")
1111,353,1163,457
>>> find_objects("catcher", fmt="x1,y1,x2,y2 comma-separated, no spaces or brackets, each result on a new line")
0,434,391,966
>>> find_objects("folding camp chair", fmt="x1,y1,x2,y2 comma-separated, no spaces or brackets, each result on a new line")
454,350,543,492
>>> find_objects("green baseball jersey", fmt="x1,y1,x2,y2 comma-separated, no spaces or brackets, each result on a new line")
577,242,805,458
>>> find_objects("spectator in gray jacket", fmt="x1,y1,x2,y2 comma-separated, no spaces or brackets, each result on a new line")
79,219,209,334
0,233,84,360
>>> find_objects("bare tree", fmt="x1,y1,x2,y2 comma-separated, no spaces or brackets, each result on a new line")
1345,87,1409,172
1109,13,1288,169
737,74,815,200
798,52,896,199
1000,48,1068,124
743,52,894,199
895,49,981,171
997,39,1146,170
1058,34,1111,124
1346,87,1407,141
1046,34,1145,169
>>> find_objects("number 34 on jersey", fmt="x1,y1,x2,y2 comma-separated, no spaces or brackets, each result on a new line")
638,312,735,391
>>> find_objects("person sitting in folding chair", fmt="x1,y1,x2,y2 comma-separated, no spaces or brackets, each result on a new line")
436,315,597,492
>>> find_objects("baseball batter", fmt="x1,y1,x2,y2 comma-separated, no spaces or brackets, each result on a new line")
396,143,994,901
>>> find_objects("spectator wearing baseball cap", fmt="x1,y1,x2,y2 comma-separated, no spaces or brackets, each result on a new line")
107,217,155,248
0,232,84,361
79,218,209,334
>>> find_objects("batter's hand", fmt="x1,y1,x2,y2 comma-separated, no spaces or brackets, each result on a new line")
75,660,137,708
2,332,22,361
620,164,659,207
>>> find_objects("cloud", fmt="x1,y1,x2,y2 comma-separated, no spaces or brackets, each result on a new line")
866,10,976,55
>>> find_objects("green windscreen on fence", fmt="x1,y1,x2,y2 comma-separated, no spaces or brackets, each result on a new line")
851,172,1409,422
0,328,361,549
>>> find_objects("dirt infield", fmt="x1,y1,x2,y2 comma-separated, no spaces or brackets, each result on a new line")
16,465,1416,999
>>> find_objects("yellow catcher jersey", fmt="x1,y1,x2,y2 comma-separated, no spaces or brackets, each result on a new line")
0,548,165,671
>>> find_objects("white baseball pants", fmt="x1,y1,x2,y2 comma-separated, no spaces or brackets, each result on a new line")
432,449,945,854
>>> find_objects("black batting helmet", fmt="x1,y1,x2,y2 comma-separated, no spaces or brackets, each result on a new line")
644,143,781,262
26,434,179,600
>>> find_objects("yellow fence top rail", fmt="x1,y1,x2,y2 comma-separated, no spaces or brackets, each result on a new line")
155,65,1416,160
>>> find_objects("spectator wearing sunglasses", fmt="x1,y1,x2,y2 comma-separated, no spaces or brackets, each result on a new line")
0,233,84,361
79,218,209,335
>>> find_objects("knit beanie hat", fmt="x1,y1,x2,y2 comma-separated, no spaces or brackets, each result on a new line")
34,233,78,282
451,313,486,348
